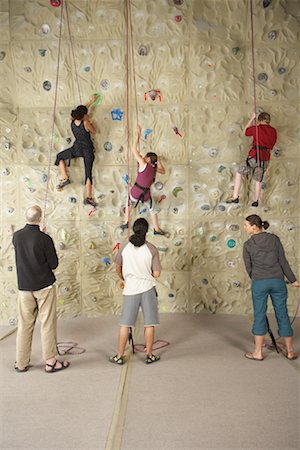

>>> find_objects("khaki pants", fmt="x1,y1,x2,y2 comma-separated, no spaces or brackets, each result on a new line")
16,286,57,367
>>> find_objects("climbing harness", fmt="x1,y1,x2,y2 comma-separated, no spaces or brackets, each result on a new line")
133,182,152,209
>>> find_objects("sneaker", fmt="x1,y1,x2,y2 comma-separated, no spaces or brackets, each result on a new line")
120,222,129,231
145,354,160,364
154,229,165,236
251,201,259,207
226,197,239,204
57,178,71,190
109,354,124,365
84,197,97,207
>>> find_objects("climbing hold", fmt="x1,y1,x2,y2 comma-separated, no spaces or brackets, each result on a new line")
66,137,72,144
196,227,204,236
139,207,147,215
58,298,65,305
111,108,123,120
270,89,277,96
104,141,112,151
7,207,14,214
122,174,129,184
50,0,61,6
9,317,18,326
217,204,226,212
7,266,13,271
4,141,11,150
113,242,121,251
257,73,268,82
41,24,50,35
261,181,266,189
101,257,111,267
2,168,10,176
273,148,281,157
218,165,226,173
174,239,182,246
202,278,209,285
158,194,166,203
233,280,241,287
154,181,163,191
172,186,183,198
173,127,183,137
226,260,236,268
227,239,236,249
262,0,272,7
168,293,174,298
0,51,6,60
173,0,184,4
83,66,91,72
69,197,77,203
58,242,65,250
277,67,286,75
144,129,152,139
157,247,168,253
173,207,179,214
232,47,239,55
91,92,103,107
209,148,218,157
43,80,52,91
267,30,277,40
201,204,210,210
229,224,239,231
138,45,148,56
88,207,96,216
28,187,36,193
24,66,32,73
175,15,182,22
92,296,98,303
209,235,217,242
144,89,162,102
88,241,96,249
38,49,46,57
100,79,109,90
60,229,70,243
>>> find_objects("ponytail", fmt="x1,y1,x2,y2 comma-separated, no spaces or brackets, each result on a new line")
129,218,149,247
245,214,270,230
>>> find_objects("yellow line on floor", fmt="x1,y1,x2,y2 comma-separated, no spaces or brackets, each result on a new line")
105,317,141,450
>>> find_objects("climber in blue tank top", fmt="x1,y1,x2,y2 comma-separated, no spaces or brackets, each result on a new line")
55,95,98,207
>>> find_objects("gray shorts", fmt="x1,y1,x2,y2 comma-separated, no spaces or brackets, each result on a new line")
120,287,160,327
129,193,159,214
237,157,269,182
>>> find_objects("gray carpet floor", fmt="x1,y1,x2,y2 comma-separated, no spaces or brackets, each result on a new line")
0,314,299,450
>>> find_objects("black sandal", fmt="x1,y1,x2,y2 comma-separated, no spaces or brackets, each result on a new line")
45,359,70,373
14,365,29,373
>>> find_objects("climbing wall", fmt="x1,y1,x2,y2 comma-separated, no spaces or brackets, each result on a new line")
0,0,299,325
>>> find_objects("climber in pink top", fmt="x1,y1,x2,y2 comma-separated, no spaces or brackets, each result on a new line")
121,126,166,235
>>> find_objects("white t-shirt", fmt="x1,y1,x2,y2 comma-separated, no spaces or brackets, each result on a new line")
115,241,161,295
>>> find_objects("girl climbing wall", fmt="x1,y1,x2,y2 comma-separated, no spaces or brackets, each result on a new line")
54,95,98,207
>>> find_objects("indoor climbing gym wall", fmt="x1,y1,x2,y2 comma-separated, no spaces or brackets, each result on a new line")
0,0,299,325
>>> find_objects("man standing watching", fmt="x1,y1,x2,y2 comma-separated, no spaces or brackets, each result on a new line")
12,205,69,373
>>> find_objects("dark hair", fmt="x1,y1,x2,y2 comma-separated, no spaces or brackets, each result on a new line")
71,105,88,120
258,112,270,123
129,218,149,247
146,152,158,167
245,214,270,230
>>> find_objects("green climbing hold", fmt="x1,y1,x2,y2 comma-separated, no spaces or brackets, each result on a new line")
172,186,183,198
91,92,103,107
232,47,239,55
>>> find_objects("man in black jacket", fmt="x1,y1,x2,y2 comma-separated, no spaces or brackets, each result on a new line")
13,205,69,373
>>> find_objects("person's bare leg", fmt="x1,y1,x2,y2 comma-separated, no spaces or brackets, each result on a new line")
246,335,264,360
117,326,130,357
59,160,68,179
233,172,242,199
254,180,262,202
144,326,154,356
284,336,297,359
86,178,92,198
151,213,161,232
45,356,69,372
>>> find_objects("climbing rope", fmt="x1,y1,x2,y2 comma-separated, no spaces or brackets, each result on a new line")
42,0,64,228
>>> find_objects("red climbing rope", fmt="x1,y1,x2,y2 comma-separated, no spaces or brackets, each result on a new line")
42,0,64,227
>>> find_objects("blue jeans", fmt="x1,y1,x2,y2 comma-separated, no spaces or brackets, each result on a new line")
251,278,293,337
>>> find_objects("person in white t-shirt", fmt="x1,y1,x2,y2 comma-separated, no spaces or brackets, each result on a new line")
110,218,161,365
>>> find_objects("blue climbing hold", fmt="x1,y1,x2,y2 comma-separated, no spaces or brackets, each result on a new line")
101,257,111,267
111,108,123,121
144,129,152,140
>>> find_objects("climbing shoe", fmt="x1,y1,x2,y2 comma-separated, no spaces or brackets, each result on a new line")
226,197,239,204
120,222,129,231
84,197,97,207
153,229,166,236
251,201,259,207
145,354,160,364
57,178,71,190
109,354,124,365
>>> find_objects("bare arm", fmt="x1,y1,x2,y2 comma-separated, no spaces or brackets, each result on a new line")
157,157,165,175
84,116,96,135
116,263,124,281
85,94,98,109
152,270,161,278
243,112,256,135
132,126,145,166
